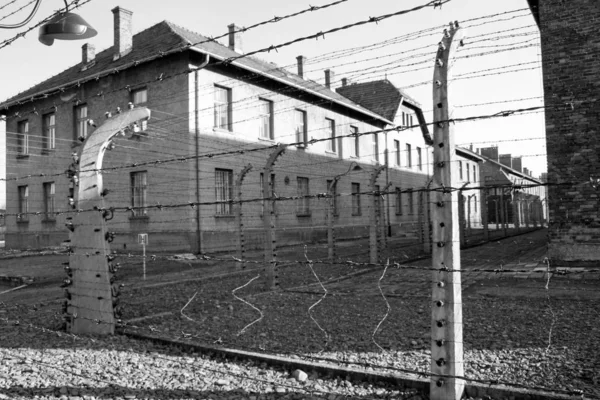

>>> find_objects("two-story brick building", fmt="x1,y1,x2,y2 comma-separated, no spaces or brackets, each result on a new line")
1,7,442,253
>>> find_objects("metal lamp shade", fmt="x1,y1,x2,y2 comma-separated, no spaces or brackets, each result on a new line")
39,12,97,46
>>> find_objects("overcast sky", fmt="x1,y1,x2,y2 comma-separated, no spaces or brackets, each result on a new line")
0,0,544,208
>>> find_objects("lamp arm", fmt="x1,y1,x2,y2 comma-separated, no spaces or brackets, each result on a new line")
0,0,42,29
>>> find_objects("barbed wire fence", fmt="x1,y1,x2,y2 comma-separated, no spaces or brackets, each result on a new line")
1,1,599,399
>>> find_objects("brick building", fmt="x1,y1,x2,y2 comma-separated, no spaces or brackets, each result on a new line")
527,0,600,264
0,7,439,252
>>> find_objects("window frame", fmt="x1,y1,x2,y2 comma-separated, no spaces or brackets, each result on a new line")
406,143,412,168
351,182,361,216
17,120,29,156
214,85,232,131
459,161,463,180
394,140,400,166
372,133,379,162
349,125,359,157
131,87,148,105
294,109,307,147
325,118,336,153
130,171,148,218
416,146,422,171
74,104,88,141
296,176,310,216
42,112,56,153
43,182,56,221
395,187,403,215
215,168,234,216
258,98,274,140
17,185,28,222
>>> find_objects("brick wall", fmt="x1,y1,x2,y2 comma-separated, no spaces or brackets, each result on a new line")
537,0,600,264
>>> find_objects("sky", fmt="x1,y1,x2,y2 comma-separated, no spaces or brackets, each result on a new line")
0,0,545,208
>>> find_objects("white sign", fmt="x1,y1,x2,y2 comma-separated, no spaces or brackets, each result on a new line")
138,233,148,245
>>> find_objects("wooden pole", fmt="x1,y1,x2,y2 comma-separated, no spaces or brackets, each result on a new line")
235,164,252,269
430,23,464,399
327,180,337,260
263,146,285,290
482,188,489,241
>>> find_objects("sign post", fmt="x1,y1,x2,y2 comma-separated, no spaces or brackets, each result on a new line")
138,233,148,280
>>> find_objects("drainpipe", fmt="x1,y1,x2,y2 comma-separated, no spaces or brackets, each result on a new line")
194,54,210,254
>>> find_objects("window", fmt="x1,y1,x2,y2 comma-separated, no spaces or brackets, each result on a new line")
406,143,412,167
351,182,361,216
130,171,148,217
295,109,307,147
214,85,231,130
43,182,55,220
132,87,148,105
459,161,463,180
17,185,28,221
260,173,276,215
417,147,422,171
394,140,400,166
395,187,403,215
327,179,338,215
325,118,336,152
17,120,29,155
485,176,492,182
258,99,274,139
42,113,56,152
349,126,359,157
215,169,233,215
473,165,477,182
297,177,310,216
474,196,478,212
74,105,88,141
408,190,414,215
372,133,379,162
466,163,470,182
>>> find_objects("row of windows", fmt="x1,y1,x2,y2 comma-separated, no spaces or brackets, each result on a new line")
392,140,423,170
214,85,388,162
15,88,147,156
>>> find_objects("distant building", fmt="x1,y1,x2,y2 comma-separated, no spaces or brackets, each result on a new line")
478,146,546,227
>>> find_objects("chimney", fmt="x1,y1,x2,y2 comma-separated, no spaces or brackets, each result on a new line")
325,69,335,89
469,144,473,151
523,167,530,176
112,7,133,60
82,43,95,64
341,77,352,87
480,146,499,161
512,156,523,172
228,24,244,54
296,55,306,78
499,154,512,168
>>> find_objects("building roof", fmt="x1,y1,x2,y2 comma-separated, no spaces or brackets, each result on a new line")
456,147,484,163
335,79,421,121
0,21,392,125
479,153,542,184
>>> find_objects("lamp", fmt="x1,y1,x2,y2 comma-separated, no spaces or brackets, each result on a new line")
38,2,97,46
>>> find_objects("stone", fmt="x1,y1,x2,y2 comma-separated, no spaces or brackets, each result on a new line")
292,369,308,382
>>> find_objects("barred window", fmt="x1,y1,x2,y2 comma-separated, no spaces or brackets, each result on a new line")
132,87,148,105
215,169,233,215
130,171,148,217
